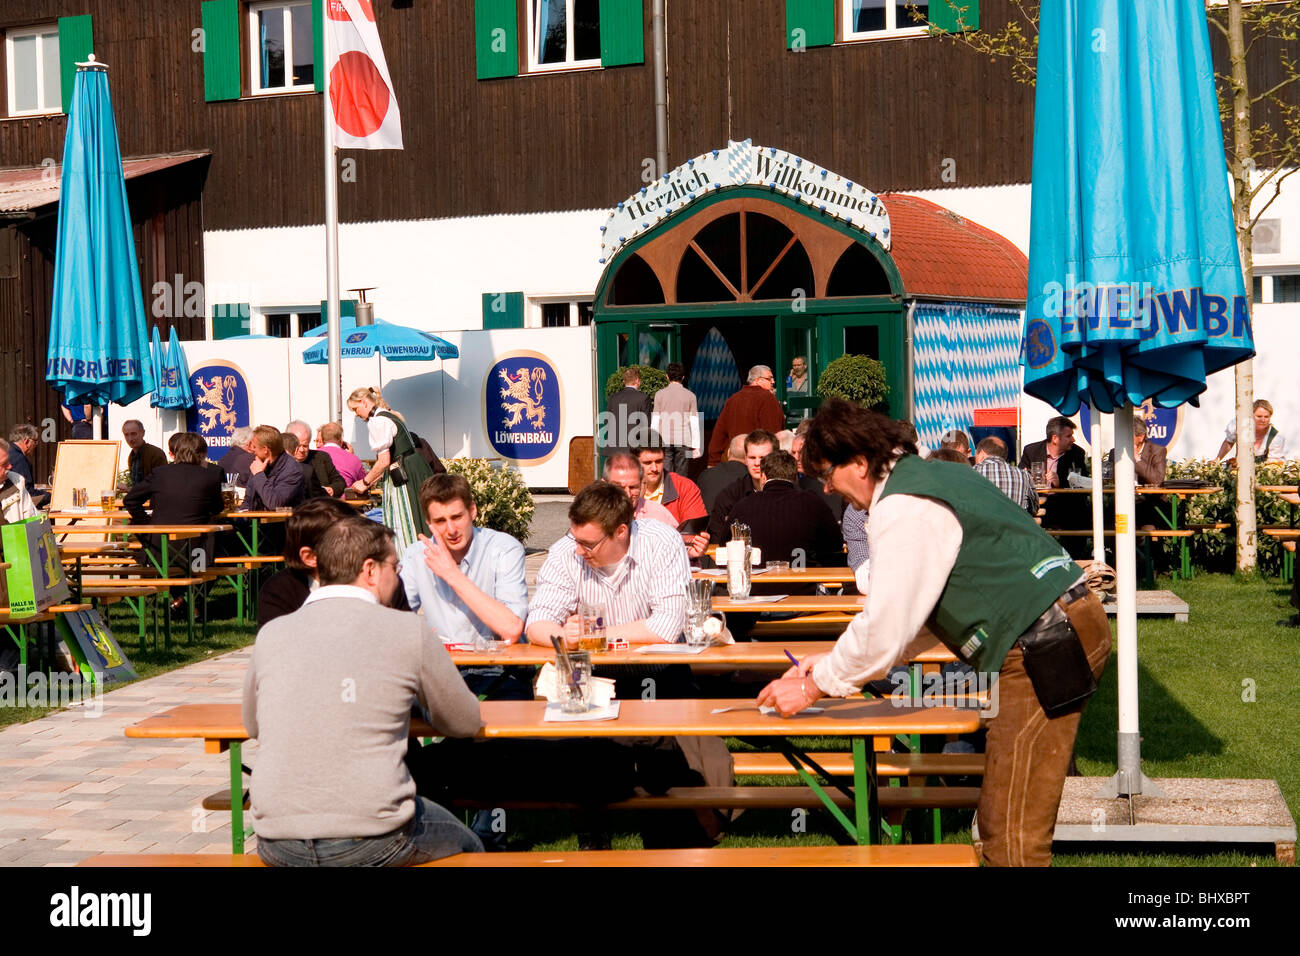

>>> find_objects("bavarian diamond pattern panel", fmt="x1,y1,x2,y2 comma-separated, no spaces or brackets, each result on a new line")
912,303,1023,448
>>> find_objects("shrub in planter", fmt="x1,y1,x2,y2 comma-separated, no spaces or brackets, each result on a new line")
604,365,669,401
444,458,535,544
815,355,889,409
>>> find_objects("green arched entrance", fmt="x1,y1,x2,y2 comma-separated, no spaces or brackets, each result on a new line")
593,186,908,424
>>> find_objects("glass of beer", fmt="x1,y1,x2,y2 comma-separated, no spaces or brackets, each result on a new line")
578,601,607,652
100,490,115,512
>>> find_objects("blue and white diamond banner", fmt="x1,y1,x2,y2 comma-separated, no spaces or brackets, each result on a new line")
599,140,890,264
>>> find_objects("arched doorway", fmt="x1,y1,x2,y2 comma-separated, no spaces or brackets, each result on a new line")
593,186,907,425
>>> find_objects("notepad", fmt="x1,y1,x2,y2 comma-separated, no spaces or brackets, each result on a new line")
637,643,710,655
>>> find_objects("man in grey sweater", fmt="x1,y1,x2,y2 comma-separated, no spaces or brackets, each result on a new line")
243,517,484,866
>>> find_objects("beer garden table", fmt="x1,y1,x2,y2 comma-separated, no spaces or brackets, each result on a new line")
124,698,981,853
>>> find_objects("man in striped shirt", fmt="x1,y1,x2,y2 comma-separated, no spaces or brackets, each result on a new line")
525,481,690,647
974,437,1039,517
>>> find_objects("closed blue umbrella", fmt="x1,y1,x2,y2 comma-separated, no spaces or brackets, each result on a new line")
300,317,458,363
148,325,165,406
46,58,155,407
153,327,194,409
1024,0,1254,798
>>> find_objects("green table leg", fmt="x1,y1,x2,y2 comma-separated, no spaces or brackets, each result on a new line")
230,741,245,855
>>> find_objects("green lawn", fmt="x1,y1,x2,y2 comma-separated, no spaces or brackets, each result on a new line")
4,575,1296,865
0,588,257,728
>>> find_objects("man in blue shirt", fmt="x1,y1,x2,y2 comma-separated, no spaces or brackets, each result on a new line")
399,474,529,699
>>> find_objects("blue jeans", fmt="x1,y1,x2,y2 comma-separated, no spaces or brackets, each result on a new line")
256,796,482,866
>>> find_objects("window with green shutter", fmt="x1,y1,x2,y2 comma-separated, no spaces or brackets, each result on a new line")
4,22,63,117
476,0,520,79
56,15,93,115
482,292,524,329
929,1,979,33
211,303,252,340
201,0,241,102
786,0,834,51
599,0,643,67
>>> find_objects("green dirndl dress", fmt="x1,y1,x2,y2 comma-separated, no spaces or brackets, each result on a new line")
373,411,434,553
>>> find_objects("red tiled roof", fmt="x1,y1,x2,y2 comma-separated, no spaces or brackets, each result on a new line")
881,193,1028,304
0,151,209,216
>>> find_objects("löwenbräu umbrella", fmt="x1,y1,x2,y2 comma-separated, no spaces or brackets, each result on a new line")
1024,0,1254,797
152,327,194,410
300,317,458,364
46,57,155,408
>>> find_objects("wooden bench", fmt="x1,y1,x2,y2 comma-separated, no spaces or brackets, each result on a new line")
202,783,982,814
733,752,985,778
1261,528,1300,581
78,844,979,867
749,613,855,637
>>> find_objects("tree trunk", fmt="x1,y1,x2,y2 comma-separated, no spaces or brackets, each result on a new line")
1228,0,1257,572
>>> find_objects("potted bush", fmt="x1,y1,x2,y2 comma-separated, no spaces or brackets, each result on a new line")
604,364,669,401
444,458,536,544
815,354,889,409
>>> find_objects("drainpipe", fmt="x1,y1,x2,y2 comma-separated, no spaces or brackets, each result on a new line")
653,0,668,177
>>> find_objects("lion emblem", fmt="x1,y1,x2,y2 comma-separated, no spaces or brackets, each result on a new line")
499,367,548,430
196,375,239,434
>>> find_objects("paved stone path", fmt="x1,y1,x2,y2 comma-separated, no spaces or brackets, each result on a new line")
0,545,558,866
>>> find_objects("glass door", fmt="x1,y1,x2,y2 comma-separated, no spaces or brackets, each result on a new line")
823,309,906,419
776,314,818,425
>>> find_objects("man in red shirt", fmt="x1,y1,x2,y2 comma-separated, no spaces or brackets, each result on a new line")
706,365,785,465
636,444,707,534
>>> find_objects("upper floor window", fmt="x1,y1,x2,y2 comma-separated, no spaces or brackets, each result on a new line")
530,296,594,328
5,24,61,116
249,0,315,94
528,0,601,72
843,1,929,40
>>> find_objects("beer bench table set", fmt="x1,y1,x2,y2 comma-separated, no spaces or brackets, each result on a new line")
50,523,234,647
124,698,982,855
1038,485,1223,579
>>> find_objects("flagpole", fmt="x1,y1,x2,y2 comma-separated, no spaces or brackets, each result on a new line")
323,44,342,425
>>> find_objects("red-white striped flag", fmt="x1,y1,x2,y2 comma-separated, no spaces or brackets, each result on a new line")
325,0,403,149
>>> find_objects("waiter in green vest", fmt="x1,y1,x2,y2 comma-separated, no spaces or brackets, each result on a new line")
758,399,1111,867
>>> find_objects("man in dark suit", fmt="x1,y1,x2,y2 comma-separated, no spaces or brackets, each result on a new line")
1019,416,1087,488
121,419,168,490
1020,416,1089,555
6,424,49,509
697,433,748,514
707,429,777,543
244,426,308,511
600,368,652,460
1106,416,1168,530
219,427,257,487
283,421,345,498
724,451,843,565
124,431,224,573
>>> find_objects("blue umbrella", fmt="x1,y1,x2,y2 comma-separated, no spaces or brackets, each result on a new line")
45,59,155,407
1024,0,1253,800
1025,1,1253,415
148,325,165,404
300,318,458,363
153,327,194,409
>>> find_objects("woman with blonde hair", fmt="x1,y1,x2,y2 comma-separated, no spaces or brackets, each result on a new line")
346,386,434,550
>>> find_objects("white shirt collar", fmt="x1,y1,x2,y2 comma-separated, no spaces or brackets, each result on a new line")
303,584,377,606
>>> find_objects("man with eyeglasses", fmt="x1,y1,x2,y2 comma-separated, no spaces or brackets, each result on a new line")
706,365,785,465
758,399,1111,867
526,481,690,648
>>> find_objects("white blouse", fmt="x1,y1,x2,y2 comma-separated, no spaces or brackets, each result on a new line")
366,414,398,454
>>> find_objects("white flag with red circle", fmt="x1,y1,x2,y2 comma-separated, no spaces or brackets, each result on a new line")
325,0,403,149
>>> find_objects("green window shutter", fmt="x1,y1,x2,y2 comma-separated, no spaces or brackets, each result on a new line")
785,0,833,51
211,303,252,340
482,292,524,329
313,0,325,93
600,0,644,67
929,0,979,33
475,0,519,79
318,300,358,322
57,15,93,115
201,0,241,102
